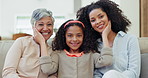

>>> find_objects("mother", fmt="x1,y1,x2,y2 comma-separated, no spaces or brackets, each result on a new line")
76,0,140,78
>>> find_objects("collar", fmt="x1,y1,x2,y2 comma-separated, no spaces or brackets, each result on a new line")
117,31,126,37
64,49,84,57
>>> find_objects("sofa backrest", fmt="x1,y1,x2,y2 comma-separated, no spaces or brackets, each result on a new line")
0,37,148,78
138,37,148,78
0,40,14,78
138,37,148,54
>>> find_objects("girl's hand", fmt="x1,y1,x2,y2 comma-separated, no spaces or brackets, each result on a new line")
33,27,45,44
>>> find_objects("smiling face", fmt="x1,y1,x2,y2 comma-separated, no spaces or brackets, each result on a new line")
89,8,109,33
35,16,53,41
65,25,84,53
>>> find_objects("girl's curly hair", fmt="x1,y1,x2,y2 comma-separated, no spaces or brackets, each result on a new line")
76,0,131,53
52,19,98,53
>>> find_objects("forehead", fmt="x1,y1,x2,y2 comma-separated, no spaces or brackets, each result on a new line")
37,16,53,22
89,8,105,16
66,25,83,34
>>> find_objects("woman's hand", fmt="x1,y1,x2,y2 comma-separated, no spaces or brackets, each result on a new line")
33,27,48,56
102,21,111,48
33,27,45,44
102,21,111,37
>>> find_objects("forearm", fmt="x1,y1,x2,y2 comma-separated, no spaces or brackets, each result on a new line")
95,47,113,68
102,35,110,47
39,54,58,75
2,68,20,78
40,42,48,56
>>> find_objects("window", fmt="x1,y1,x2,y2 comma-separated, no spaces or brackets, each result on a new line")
15,15,67,38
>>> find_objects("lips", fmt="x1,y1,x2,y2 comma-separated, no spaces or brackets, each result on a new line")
41,32,49,35
97,24,104,29
71,43,79,47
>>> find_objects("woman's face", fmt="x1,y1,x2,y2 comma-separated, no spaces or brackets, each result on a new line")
35,16,53,41
65,25,84,52
89,8,109,33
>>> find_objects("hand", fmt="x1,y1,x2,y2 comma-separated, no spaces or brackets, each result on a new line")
102,21,111,48
102,21,111,37
33,27,45,44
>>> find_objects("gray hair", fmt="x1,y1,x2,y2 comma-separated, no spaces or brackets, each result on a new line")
30,8,54,26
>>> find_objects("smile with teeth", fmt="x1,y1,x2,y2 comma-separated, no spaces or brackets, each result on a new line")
41,32,49,35
71,43,79,46
98,25,104,29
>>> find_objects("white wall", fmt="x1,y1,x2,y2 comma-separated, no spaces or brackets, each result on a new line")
0,0,140,39
0,0,2,37
81,0,140,37
120,0,140,37
0,0,74,39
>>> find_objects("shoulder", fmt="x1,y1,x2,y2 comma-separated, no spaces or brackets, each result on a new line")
16,36,33,42
14,36,37,46
125,33,138,42
117,31,138,41
51,50,64,55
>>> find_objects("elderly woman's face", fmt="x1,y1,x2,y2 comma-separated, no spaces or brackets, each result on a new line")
35,16,53,40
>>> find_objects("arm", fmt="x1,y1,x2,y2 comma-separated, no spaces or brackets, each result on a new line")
39,53,58,75
33,27,58,75
102,21,111,48
94,47,113,68
2,38,23,78
94,21,113,68
122,36,141,78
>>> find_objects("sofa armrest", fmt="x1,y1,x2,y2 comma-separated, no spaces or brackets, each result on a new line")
140,53,148,78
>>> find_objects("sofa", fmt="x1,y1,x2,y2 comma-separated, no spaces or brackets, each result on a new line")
0,37,148,78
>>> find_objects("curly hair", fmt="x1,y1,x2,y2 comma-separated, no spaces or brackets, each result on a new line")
52,19,98,53
76,0,131,52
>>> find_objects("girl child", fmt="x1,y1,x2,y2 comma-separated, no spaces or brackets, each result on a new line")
34,19,113,78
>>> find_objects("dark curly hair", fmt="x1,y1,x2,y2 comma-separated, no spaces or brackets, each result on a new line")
76,0,131,52
52,19,98,53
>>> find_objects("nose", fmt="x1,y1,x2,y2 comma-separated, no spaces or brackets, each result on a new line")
73,36,77,41
96,19,101,24
43,25,48,30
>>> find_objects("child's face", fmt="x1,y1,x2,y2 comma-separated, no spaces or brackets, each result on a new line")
65,25,84,52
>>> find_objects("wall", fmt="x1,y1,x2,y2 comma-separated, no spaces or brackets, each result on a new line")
0,0,140,39
81,0,140,37
0,0,2,37
120,0,140,37
0,0,74,39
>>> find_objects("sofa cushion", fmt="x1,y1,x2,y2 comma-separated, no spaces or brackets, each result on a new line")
138,37,148,54
0,40,14,78
140,53,148,78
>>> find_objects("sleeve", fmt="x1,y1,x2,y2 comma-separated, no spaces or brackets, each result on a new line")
39,52,58,75
94,47,113,68
2,38,23,78
122,36,141,78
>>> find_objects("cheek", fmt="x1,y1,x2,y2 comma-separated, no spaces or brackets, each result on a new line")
91,23,96,28
35,26,42,31
65,38,69,45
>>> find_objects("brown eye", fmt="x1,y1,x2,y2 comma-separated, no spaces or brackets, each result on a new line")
38,24,44,26
99,15,104,19
67,34,72,37
90,19,95,22
47,23,52,26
